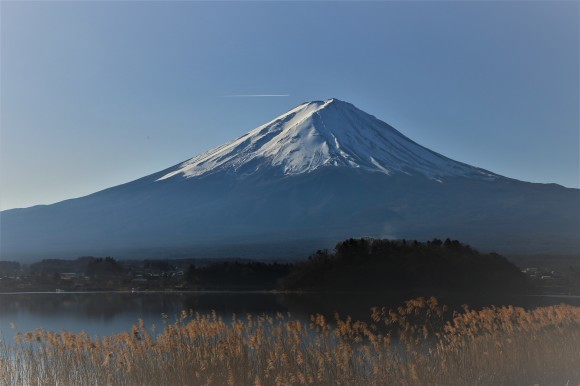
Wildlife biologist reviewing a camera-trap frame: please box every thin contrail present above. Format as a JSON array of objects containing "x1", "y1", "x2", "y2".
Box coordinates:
[{"x1": 224, "y1": 94, "x2": 290, "y2": 97}]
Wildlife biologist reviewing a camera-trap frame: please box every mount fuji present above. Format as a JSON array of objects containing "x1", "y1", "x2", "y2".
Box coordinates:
[
  {"x1": 157, "y1": 99, "x2": 498, "y2": 181},
  {"x1": 1, "y1": 99, "x2": 578, "y2": 261}
]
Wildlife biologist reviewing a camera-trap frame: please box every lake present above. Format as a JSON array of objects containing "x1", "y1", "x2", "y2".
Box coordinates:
[{"x1": 1, "y1": 291, "x2": 579, "y2": 345}]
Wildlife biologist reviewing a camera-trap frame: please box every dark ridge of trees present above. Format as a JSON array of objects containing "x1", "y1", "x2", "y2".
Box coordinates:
[
  {"x1": 3, "y1": 238, "x2": 535, "y2": 294},
  {"x1": 29, "y1": 257, "x2": 96, "y2": 275},
  {"x1": 0, "y1": 261, "x2": 20, "y2": 275},
  {"x1": 185, "y1": 261, "x2": 292, "y2": 290},
  {"x1": 85, "y1": 257, "x2": 127, "y2": 279},
  {"x1": 280, "y1": 238, "x2": 529, "y2": 294}
]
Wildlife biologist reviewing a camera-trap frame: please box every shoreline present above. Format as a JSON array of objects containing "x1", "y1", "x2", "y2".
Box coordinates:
[{"x1": 1, "y1": 289, "x2": 579, "y2": 299}]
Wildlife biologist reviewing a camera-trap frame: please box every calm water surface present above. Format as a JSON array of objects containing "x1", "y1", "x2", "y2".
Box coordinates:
[{"x1": 1, "y1": 291, "x2": 578, "y2": 345}]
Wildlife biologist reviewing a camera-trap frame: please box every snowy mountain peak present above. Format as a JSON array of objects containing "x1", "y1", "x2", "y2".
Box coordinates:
[{"x1": 158, "y1": 99, "x2": 498, "y2": 181}]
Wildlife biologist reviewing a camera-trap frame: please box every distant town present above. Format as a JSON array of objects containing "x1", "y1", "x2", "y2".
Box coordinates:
[
  {"x1": 0, "y1": 257, "x2": 185, "y2": 292},
  {"x1": 0, "y1": 256, "x2": 293, "y2": 293}
]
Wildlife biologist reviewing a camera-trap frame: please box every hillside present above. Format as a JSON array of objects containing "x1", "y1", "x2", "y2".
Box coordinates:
[{"x1": 282, "y1": 238, "x2": 529, "y2": 294}]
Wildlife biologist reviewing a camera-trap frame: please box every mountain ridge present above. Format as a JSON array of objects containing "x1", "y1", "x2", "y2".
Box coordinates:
[{"x1": 1, "y1": 99, "x2": 578, "y2": 261}]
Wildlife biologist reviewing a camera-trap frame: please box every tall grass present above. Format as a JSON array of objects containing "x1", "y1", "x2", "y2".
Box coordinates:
[{"x1": 1, "y1": 297, "x2": 579, "y2": 385}]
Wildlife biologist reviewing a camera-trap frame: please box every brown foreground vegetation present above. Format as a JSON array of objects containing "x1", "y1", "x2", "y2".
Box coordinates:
[{"x1": 1, "y1": 297, "x2": 579, "y2": 386}]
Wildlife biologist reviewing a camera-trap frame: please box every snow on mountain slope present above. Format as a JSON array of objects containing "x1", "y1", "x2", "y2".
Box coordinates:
[{"x1": 158, "y1": 98, "x2": 499, "y2": 181}]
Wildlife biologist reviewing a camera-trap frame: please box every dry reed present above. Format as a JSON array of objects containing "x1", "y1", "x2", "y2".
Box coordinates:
[{"x1": 1, "y1": 297, "x2": 579, "y2": 386}]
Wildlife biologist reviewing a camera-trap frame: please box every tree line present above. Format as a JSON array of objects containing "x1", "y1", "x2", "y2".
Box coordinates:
[{"x1": 2, "y1": 238, "x2": 531, "y2": 294}]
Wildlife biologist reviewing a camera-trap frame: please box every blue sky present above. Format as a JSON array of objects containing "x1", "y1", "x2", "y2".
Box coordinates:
[{"x1": 1, "y1": 1, "x2": 578, "y2": 210}]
